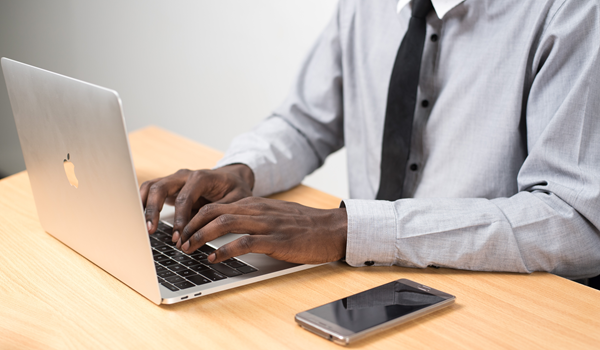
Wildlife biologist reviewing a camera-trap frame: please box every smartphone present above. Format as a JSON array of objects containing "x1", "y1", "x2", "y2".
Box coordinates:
[{"x1": 295, "y1": 278, "x2": 455, "y2": 346}]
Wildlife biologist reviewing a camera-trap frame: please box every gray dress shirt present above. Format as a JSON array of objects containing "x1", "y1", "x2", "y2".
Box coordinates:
[{"x1": 216, "y1": 0, "x2": 600, "y2": 279}]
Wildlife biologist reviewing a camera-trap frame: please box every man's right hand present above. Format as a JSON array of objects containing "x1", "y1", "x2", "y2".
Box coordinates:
[{"x1": 139, "y1": 164, "x2": 255, "y2": 243}]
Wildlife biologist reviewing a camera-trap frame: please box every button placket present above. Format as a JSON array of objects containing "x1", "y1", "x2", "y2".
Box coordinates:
[{"x1": 402, "y1": 21, "x2": 440, "y2": 198}]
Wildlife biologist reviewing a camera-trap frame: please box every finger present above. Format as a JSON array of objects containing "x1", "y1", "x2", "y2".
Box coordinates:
[
  {"x1": 171, "y1": 172, "x2": 215, "y2": 243},
  {"x1": 140, "y1": 179, "x2": 159, "y2": 208},
  {"x1": 180, "y1": 202, "x2": 226, "y2": 244},
  {"x1": 144, "y1": 172, "x2": 189, "y2": 234},
  {"x1": 208, "y1": 235, "x2": 273, "y2": 263},
  {"x1": 180, "y1": 201, "x2": 246, "y2": 244},
  {"x1": 181, "y1": 214, "x2": 275, "y2": 254}
]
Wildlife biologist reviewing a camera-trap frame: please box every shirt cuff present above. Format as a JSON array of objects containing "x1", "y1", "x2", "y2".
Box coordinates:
[{"x1": 342, "y1": 199, "x2": 398, "y2": 267}]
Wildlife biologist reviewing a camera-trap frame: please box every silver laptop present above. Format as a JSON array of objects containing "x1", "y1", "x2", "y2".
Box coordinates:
[{"x1": 1, "y1": 57, "x2": 319, "y2": 305}]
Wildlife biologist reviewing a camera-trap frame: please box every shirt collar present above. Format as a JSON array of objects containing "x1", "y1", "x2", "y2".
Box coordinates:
[{"x1": 397, "y1": 0, "x2": 465, "y2": 19}]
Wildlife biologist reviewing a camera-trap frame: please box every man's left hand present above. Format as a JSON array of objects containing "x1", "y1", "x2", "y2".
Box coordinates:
[{"x1": 177, "y1": 197, "x2": 348, "y2": 265}]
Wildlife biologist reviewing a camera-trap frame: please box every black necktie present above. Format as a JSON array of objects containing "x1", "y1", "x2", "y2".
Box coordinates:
[{"x1": 376, "y1": 0, "x2": 433, "y2": 201}]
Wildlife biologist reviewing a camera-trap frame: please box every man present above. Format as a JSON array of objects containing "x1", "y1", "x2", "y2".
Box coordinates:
[{"x1": 141, "y1": 0, "x2": 600, "y2": 280}]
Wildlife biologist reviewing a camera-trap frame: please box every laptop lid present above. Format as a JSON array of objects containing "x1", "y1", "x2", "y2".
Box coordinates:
[
  {"x1": 2, "y1": 58, "x2": 322, "y2": 305},
  {"x1": 1, "y1": 58, "x2": 162, "y2": 304}
]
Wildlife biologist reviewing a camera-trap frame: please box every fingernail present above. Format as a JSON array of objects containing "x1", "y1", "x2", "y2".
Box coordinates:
[
  {"x1": 172, "y1": 231, "x2": 180, "y2": 242},
  {"x1": 208, "y1": 253, "x2": 216, "y2": 263},
  {"x1": 147, "y1": 221, "x2": 152, "y2": 232},
  {"x1": 181, "y1": 241, "x2": 190, "y2": 252},
  {"x1": 176, "y1": 239, "x2": 181, "y2": 249}
]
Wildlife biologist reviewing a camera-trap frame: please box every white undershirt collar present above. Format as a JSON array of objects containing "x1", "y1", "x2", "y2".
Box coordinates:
[{"x1": 397, "y1": 0, "x2": 466, "y2": 19}]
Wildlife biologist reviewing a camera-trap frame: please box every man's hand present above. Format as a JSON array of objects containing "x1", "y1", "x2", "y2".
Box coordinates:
[
  {"x1": 140, "y1": 164, "x2": 254, "y2": 242},
  {"x1": 179, "y1": 197, "x2": 348, "y2": 265}
]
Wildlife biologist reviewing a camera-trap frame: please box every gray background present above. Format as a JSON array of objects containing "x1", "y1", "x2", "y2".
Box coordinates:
[{"x1": 0, "y1": 0, "x2": 348, "y2": 199}]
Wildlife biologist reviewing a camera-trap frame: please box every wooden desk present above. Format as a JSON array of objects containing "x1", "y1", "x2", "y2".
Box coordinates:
[{"x1": 1, "y1": 126, "x2": 599, "y2": 349}]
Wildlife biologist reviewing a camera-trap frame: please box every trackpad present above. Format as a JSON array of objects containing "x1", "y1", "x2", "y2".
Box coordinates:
[{"x1": 208, "y1": 233, "x2": 245, "y2": 248}]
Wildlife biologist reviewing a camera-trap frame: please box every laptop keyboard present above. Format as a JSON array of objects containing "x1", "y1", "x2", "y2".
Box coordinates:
[{"x1": 152, "y1": 221, "x2": 258, "y2": 292}]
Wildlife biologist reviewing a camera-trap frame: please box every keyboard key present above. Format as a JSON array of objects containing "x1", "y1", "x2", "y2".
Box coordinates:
[
  {"x1": 171, "y1": 251, "x2": 187, "y2": 258},
  {"x1": 189, "y1": 250, "x2": 206, "y2": 257},
  {"x1": 187, "y1": 275, "x2": 211, "y2": 286},
  {"x1": 160, "y1": 230, "x2": 174, "y2": 237},
  {"x1": 158, "y1": 236, "x2": 175, "y2": 245},
  {"x1": 155, "y1": 245, "x2": 172, "y2": 253},
  {"x1": 155, "y1": 265, "x2": 167, "y2": 273},
  {"x1": 173, "y1": 255, "x2": 193, "y2": 262},
  {"x1": 181, "y1": 256, "x2": 196, "y2": 264},
  {"x1": 160, "y1": 281, "x2": 179, "y2": 292},
  {"x1": 190, "y1": 264, "x2": 211, "y2": 273},
  {"x1": 150, "y1": 239, "x2": 164, "y2": 248},
  {"x1": 161, "y1": 259, "x2": 177, "y2": 267},
  {"x1": 155, "y1": 235, "x2": 172, "y2": 244},
  {"x1": 154, "y1": 254, "x2": 170, "y2": 262},
  {"x1": 169, "y1": 264, "x2": 186, "y2": 272},
  {"x1": 237, "y1": 266, "x2": 258, "y2": 274},
  {"x1": 192, "y1": 256, "x2": 209, "y2": 264},
  {"x1": 210, "y1": 263, "x2": 242, "y2": 277},
  {"x1": 177, "y1": 269, "x2": 196, "y2": 277},
  {"x1": 200, "y1": 270, "x2": 227, "y2": 281},
  {"x1": 165, "y1": 276, "x2": 185, "y2": 284},
  {"x1": 225, "y1": 260, "x2": 246, "y2": 268},
  {"x1": 174, "y1": 281, "x2": 195, "y2": 290},
  {"x1": 157, "y1": 222, "x2": 173, "y2": 233},
  {"x1": 158, "y1": 270, "x2": 175, "y2": 278},
  {"x1": 152, "y1": 249, "x2": 162, "y2": 256},
  {"x1": 153, "y1": 232, "x2": 169, "y2": 240},
  {"x1": 199, "y1": 245, "x2": 215, "y2": 254},
  {"x1": 182, "y1": 260, "x2": 201, "y2": 267}
]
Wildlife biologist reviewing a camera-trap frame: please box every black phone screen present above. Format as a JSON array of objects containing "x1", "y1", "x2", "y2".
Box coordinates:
[{"x1": 306, "y1": 281, "x2": 446, "y2": 333}]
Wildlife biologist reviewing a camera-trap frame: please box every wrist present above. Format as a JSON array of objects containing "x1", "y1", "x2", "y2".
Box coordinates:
[{"x1": 224, "y1": 163, "x2": 255, "y2": 191}]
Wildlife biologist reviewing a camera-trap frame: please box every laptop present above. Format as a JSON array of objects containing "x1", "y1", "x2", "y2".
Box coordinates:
[{"x1": 1, "y1": 57, "x2": 320, "y2": 305}]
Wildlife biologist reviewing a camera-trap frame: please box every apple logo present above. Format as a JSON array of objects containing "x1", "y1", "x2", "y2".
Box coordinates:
[{"x1": 63, "y1": 153, "x2": 79, "y2": 188}]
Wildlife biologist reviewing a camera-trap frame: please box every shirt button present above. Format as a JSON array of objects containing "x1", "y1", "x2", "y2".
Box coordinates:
[
  {"x1": 364, "y1": 261, "x2": 375, "y2": 266},
  {"x1": 410, "y1": 163, "x2": 418, "y2": 171},
  {"x1": 431, "y1": 34, "x2": 439, "y2": 42},
  {"x1": 421, "y1": 99, "x2": 429, "y2": 108}
]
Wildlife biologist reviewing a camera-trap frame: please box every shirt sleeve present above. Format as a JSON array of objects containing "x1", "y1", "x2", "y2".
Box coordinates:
[
  {"x1": 215, "y1": 3, "x2": 344, "y2": 197},
  {"x1": 344, "y1": 0, "x2": 600, "y2": 280}
]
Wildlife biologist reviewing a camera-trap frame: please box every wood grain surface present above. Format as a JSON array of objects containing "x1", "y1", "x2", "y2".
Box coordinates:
[{"x1": 0, "y1": 126, "x2": 599, "y2": 349}]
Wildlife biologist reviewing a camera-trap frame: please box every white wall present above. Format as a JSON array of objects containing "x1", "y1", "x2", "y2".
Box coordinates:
[{"x1": 0, "y1": 0, "x2": 349, "y2": 199}]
